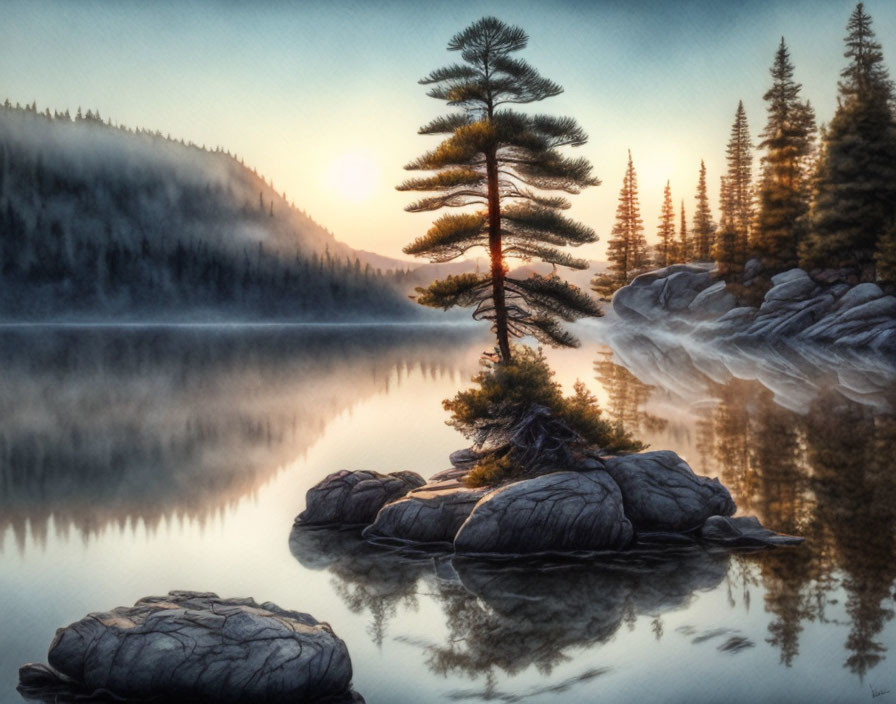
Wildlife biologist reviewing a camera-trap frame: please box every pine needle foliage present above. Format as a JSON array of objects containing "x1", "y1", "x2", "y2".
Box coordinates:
[
  {"x1": 678, "y1": 200, "x2": 690, "y2": 262},
  {"x1": 801, "y1": 3, "x2": 896, "y2": 277},
  {"x1": 692, "y1": 160, "x2": 717, "y2": 261},
  {"x1": 656, "y1": 180, "x2": 676, "y2": 268},
  {"x1": 399, "y1": 18, "x2": 601, "y2": 361},
  {"x1": 444, "y1": 346, "x2": 644, "y2": 487},
  {"x1": 724, "y1": 101, "x2": 754, "y2": 268},
  {"x1": 754, "y1": 39, "x2": 816, "y2": 273},
  {"x1": 591, "y1": 150, "x2": 648, "y2": 299},
  {"x1": 714, "y1": 176, "x2": 741, "y2": 277}
]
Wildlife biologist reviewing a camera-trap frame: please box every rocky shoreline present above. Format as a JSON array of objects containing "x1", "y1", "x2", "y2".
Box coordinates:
[
  {"x1": 612, "y1": 262, "x2": 896, "y2": 353},
  {"x1": 295, "y1": 450, "x2": 802, "y2": 556}
]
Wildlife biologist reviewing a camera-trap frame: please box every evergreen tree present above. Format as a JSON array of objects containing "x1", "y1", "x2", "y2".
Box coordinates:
[
  {"x1": 656, "y1": 180, "x2": 675, "y2": 268},
  {"x1": 399, "y1": 17, "x2": 601, "y2": 361},
  {"x1": 801, "y1": 3, "x2": 896, "y2": 278},
  {"x1": 592, "y1": 150, "x2": 647, "y2": 298},
  {"x1": 714, "y1": 175, "x2": 740, "y2": 276},
  {"x1": 755, "y1": 39, "x2": 816, "y2": 272},
  {"x1": 725, "y1": 101, "x2": 753, "y2": 265},
  {"x1": 692, "y1": 159, "x2": 716, "y2": 260},
  {"x1": 878, "y1": 223, "x2": 896, "y2": 284},
  {"x1": 678, "y1": 200, "x2": 690, "y2": 262}
]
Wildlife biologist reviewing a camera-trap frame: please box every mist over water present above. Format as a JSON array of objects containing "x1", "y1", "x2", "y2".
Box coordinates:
[{"x1": 1, "y1": 324, "x2": 895, "y2": 704}]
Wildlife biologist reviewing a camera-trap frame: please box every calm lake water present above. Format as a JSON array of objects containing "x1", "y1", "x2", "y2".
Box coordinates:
[{"x1": 1, "y1": 324, "x2": 895, "y2": 704}]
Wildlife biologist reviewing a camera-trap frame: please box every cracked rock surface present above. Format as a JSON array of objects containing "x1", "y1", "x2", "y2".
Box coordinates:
[
  {"x1": 605, "y1": 451, "x2": 735, "y2": 532},
  {"x1": 612, "y1": 265, "x2": 896, "y2": 353},
  {"x1": 454, "y1": 470, "x2": 633, "y2": 554},
  {"x1": 362, "y1": 480, "x2": 488, "y2": 545},
  {"x1": 300, "y1": 451, "x2": 803, "y2": 554},
  {"x1": 296, "y1": 469, "x2": 425, "y2": 527},
  {"x1": 18, "y1": 591, "x2": 362, "y2": 703}
]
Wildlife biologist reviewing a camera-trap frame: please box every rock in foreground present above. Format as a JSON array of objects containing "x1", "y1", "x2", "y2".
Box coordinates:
[
  {"x1": 296, "y1": 469, "x2": 425, "y2": 526},
  {"x1": 454, "y1": 470, "x2": 633, "y2": 554},
  {"x1": 19, "y1": 591, "x2": 362, "y2": 703}
]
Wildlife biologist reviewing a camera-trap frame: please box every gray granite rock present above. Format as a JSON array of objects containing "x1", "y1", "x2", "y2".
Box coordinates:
[
  {"x1": 770, "y1": 268, "x2": 812, "y2": 287},
  {"x1": 832, "y1": 282, "x2": 884, "y2": 311},
  {"x1": 604, "y1": 451, "x2": 735, "y2": 532},
  {"x1": 296, "y1": 469, "x2": 425, "y2": 527},
  {"x1": 454, "y1": 470, "x2": 633, "y2": 554},
  {"x1": 700, "y1": 515, "x2": 805, "y2": 547},
  {"x1": 614, "y1": 264, "x2": 715, "y2": 322},
  {"x1": 743, "y1": 258, "x2": 763, "y2": 280},
  {"x1": 688, "y1": 281, "x2": 737, "y2": 317},
  {"x1": 362, "y1": 482, "x2": 488, "y2": 544},
  {"x1": 449, "y1": 447, "x2": 482, "y2": 469},
  {"x1": 610, "y1": 264, "x2": 896, "y2": 352},
  {"x1": 19, "y1": 591, "x2": 361, "y2": 703}
]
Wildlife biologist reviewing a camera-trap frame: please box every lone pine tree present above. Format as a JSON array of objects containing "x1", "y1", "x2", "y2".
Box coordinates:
[
  {"x1": 801, "y1": 3, "x2": 896, "y2": 278},
  {"x1": 399, "y1": 17, "x2": 601, "y2": 362},
  {"x1": 692, "y1": 160, "x2": 716, "y2": 261},
  {"x1": 755, "y1": 39, "x2": 816, "y2": 273},
  {"x1": 592, "y1": 150, "x2": 647, "y2": 298}
]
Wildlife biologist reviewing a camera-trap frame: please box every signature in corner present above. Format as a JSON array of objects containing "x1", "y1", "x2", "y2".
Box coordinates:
[{"x1": 871, "y1": 685, "x2": 891, "y2": 699}]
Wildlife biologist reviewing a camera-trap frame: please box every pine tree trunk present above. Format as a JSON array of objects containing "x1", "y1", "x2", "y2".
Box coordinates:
[{"x1": 486, "y1": 146, "x2": 511, "y2": 363}]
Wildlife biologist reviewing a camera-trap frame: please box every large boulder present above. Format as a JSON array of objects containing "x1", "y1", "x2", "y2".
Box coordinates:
[
  {"x1": 604, "y1": 451, "x2": 735, "y2": 532},
  {"x1": 613, "y1": 264, "x2": 715, "y2": 322},
  {"x1": 296, "y1": 469, "x2": 425, "y2": 526},
  {"x1": 18, "y1": 591, "x2": 361, "y2": 703},
  {"x1": 362, "y1": 482, "x2": 489, "y2": 544},
  {"x1": 687, "y1": 280, "x2": 737, "y2": 317},
  {"x1": 454, "y1": 470, "x2": 633, "y2": 554}
]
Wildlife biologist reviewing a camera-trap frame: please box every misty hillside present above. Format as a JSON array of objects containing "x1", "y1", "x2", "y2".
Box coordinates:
[{"x1": 0, "y1": 102, "x2": 422, "y2": 320}]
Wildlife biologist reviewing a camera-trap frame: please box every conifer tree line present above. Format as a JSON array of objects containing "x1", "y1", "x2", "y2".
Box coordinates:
[
  {"x1": 0, "y1": 102, "x2": 417, "y2": 320},
  {"x1": 594, "y1": 2, "x2": 896, "y2": 299}
]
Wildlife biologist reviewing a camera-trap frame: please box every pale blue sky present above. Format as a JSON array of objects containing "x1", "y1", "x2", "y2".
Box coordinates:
[{"x1": 2, "y1": 1, "x2": 894, "y2": 260}]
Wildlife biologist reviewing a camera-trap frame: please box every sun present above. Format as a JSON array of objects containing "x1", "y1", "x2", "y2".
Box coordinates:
[{"x1": 327, "y1": 151, "x2": 380, "y2": 203}]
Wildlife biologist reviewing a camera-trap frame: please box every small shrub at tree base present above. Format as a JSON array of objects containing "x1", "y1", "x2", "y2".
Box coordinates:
[{"x1": 443, "y1": 347, "x2": 644, "y2": 487}]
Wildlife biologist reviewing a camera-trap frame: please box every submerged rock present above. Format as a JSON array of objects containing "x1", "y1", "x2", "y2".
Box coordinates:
[
  {"x1": 362, "y1": 482, "x2": 488, "y2": 545},
  {"x1": 18, "y1": 591, "x2": 361, "y2": 703},
  {"x1": 296, "y1": 469, "x2": 425, "y2": 527},
  {"x1": 454, "y1": 470, "x2": 633, "y2": 554},
  {"x1": 604, "y1": 451, "x2": 735, "y2": 533},
  {"x1": 700, "y1": 515, "x2": 805, "y2": 547}
]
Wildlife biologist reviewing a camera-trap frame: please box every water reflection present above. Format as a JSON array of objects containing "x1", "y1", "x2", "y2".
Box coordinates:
[
  {"x1": 0, "y1": 326, "x2": 480, "y2": 550},
  {"x1": 598, "y1": 331, "x2": 896, "y2": 679},
  {"x1": 290, "y1": 523, "x2": 730, "y2": 698}
]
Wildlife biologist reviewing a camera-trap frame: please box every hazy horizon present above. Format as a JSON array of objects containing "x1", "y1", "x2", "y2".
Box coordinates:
[{"x1": 2, "y1": 0, "x2": 894, "y2": 262}]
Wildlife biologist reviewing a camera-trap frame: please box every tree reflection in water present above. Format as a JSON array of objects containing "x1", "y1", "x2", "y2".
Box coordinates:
[
  {"x1": 0, "y1": 326, "x2": 480, "y2": 550},
  {"x1": 595, "y1": 333, "x2": 896, "y2": 679},
  {"x1": 291, "y1": 522, "x2": 730, "y2": 696}
]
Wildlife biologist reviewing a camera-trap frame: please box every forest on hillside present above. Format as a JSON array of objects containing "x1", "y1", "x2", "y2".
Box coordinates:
[{"x1": 0, "y1": 103, "x2": 422, "y2": 320}]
